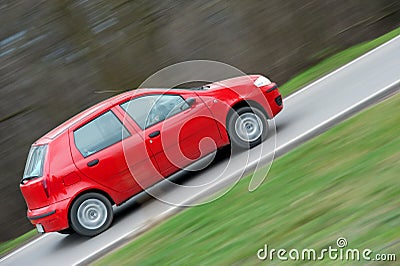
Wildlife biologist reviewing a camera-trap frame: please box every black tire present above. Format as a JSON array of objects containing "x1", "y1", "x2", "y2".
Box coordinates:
[
  {"x1": 70, "y1": 192, "x2": 113, "y2": 237},
  {"x1": 227, "y1": 106, "x2": 268, "y2": 149}
]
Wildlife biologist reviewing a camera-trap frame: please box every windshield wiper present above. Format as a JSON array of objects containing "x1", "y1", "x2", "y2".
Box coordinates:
[{"x1": 20, "y1": 175, "x2": 40, "y2": 184}]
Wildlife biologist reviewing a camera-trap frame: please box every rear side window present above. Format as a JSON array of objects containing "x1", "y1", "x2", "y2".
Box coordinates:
[
  {"x1": 74, "y1": 111, "x2": 130, "y2": 157},
  {"x1": 23, "y1": 145, "x2": 47, "y2": 179}
]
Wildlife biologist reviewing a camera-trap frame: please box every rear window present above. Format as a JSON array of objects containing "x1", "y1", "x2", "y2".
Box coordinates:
[
  {"x1": 74, "y1": 111, "x2": 130, "y2": 157},
  {"x1": 23, "y1": 145, "x2": 47, "y2": 179}
]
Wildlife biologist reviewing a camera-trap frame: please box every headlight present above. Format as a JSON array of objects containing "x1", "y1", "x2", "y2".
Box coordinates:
[{"x1": 254, "y1": 76, "x2": 272, "y2": 87}]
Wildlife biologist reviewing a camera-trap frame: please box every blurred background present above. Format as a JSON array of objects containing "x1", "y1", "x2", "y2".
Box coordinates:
[{"x1": 1, "y1": 0, "x2": 400, "y2": 242}]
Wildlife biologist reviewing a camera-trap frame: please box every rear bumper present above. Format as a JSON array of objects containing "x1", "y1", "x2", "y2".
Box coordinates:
[
  {"x1": 27, "y1": 198, "x2": 70, "y2": 233},
  {"x1": 28, "y1": 210, "x2": 56, "y2": 220}
]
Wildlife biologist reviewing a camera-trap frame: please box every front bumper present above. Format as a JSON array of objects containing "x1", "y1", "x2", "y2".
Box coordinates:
[
  {"x1": 27, "y1": 198, "x2": 70, "y2": 233},
  {"x1": 262, "y1": 83, "x2": 283, "y2": 117}
]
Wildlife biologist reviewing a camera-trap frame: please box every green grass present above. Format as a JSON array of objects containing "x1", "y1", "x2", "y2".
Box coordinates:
[
  {"x1": 95, "y1": 91, "x2": 400, "y2": 264},
  {"x1": 280, "y1": 26, "x2": 400, "y2": 97},
  {"x1": 0, "y1": 230, "x2": 38, "y2": 257}
]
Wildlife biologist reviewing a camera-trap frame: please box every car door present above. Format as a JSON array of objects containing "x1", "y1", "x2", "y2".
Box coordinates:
[
  {"x1": 119, "y1": 92, "x2": 222, "y2": 177},
  {"x1": 70, "y1": 108, "x2": 159, "y2": 193}
]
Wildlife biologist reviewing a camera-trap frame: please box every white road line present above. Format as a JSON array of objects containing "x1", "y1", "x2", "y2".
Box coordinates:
[
  {"x1": 0, "y1": 234, "x2": 49, "y2": 263},
  {"x1": 3, "y1": 33, "x2": 400, "y2": 264},
  {"x1": 285, "y1": 33, "x2": 400, "y2": 101}
]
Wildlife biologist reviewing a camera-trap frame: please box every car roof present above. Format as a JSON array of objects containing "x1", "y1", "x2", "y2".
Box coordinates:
[{"x1": 33, "y1": 87, "x2": 200, "y2": 144}]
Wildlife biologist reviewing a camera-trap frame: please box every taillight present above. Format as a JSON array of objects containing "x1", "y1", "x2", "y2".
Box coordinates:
[
  {"x1": 20, "y1": 178, "x2": 51, "y2": 209},
  {"x1": 20, "y1": 144, "x2": 51, "y2": 208},
  {"x1": 42, "y1": 178, "x2": 49, "y2": 198}
]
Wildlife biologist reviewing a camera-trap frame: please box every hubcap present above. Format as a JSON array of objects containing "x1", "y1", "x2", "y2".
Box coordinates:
[
  {"x1": 234, "y1": 112, "x2": 263, "y2": 142},
  {"x1": 77, "y1": 199, "x2": 107, "y2": 230}
]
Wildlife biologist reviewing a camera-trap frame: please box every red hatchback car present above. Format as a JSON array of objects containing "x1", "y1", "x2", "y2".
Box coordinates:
[{"x1": 20, "y1": 75, "x2": 283, "y2": 236}]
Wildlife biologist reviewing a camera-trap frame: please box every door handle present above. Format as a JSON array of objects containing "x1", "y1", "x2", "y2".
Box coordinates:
[
  {"x1": 149, "y1": 130, "x2": 160, "y2": 138},
  {"x1": 87, "y1": 159, "x2": 99, "y2": 167}
]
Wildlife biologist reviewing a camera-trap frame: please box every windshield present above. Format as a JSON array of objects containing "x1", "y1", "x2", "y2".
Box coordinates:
[{"x1": 23, "y1": 145, "x2": 47, "y2": 179}]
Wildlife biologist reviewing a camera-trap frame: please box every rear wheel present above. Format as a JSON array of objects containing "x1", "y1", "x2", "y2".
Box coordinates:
[
  {"x1": 227, "y1": 106, "x2": 268, "y2": 149},
  {"x1": 70, "y1": 192, "x2": 113, "y2": 237}
]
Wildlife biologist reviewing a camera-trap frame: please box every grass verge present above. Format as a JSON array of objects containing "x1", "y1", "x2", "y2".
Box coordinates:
[
  {"x1": 280, "y1": 26, "x2": 400, "y2": 97},
  {"x1": 95, "y1": 93, "x2": 400, "y2": 265},
  {"x1": 0, "y1": 230, "x2": 37, "y2": 257}
]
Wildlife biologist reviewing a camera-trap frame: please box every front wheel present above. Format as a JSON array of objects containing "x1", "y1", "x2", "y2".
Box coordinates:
[
  {"x1": 227, "y1": 106, "x2": 268, "y2": 149},
  {"x1": 70, "y1": 192, "x2": 113, "y2": 237}
]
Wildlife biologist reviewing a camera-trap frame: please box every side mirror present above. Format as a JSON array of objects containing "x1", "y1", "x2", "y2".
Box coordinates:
[{"x1": 186, "y1": 97, "x2": 196, "y2": 107}]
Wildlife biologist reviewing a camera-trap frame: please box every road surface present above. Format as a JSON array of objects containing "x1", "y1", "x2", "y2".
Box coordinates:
[{"x1": 1, "y1": 35, "x2": 400, "y2": 266}]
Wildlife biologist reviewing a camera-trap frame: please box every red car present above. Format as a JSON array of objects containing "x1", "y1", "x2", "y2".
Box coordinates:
[{"x1": 20, "y1": 75, "x2": 283, "y2": 236}]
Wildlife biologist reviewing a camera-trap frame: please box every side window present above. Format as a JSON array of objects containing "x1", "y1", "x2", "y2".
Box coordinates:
[
  {"x1": 120, "y1": 94, "x2": 189, "y2": 129},
  {"x1": 74, "y1": 111, "x2": 130, "y2": 157}
]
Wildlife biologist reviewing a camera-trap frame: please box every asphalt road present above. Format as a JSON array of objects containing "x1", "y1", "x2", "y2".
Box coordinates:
[{"x1": 1, "y1": 35, "x2": 400, "y2": 266}]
